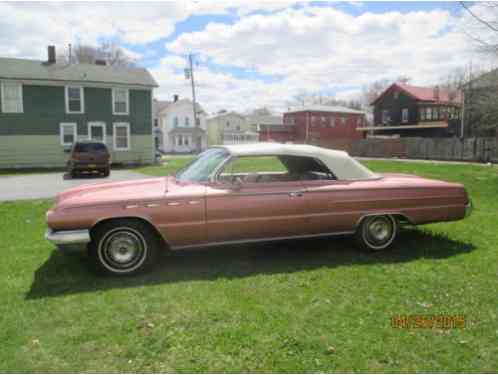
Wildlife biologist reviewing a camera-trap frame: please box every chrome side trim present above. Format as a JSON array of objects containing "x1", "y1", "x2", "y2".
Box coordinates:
[
  {"x1": 45, "y1": 229, "x2": 91, "y2": 245},
  {"x1": 172, "y1": 230, "x2": 355, "y2": 250},
  {"x1": 354, "y1": 212, "x2": 413, "y2": 228}
]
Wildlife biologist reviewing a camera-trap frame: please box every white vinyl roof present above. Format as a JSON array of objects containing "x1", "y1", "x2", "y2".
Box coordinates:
[{"x1": 219, "y1": 143, "x2": 377, "y2": 180}]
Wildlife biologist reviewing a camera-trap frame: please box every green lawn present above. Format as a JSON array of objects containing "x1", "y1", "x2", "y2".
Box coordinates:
[{"x1": 1, "y1": 159, "x2": 497, "y2": 372}]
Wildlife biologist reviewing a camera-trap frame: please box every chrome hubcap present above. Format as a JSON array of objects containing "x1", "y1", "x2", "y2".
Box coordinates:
[
  {"x1": 364, "y1": 216, "x2": 394, "y2": 248},
  {"x1": 101, "y1": 229, "x2": 145, "y2": 270},
  {"x1": 368, "y1": 220, "x2": 390, "y2": 242}
]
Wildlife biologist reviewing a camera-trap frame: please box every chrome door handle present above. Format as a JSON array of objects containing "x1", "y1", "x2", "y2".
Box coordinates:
[{"x1": 289, "y1": 191, "x2": 303, "y2": 197}]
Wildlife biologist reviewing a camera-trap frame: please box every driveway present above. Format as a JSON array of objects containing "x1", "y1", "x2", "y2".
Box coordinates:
[{"x1": 0, "y1": 170, "x2": 152, "y2": 201}]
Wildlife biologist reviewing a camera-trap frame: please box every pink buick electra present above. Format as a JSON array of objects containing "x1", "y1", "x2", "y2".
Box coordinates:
[{"x1": 46, "y1": 143, "x2": 471, "y2": 275}]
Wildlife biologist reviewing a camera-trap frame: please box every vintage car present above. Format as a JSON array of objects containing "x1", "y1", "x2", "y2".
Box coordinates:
[{"x1": 46, "y1": 143, "x2": 471, "y2": 275}]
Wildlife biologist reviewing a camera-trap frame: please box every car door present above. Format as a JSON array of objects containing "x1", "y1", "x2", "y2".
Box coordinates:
[
  {"x1": 300, "y1": 178, "x2": 359, "y2": 235},
  {"x1": 205, "y1": 179, "x2": 308, "y2": 243}
]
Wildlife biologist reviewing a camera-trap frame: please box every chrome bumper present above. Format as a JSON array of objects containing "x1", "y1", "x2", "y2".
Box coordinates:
[
  {"x1": 45, "y1": 229, "x2": 91, "y2": 253},
  {"x1": 465, "y1": 200, "x2": 473, "y2": 218}
]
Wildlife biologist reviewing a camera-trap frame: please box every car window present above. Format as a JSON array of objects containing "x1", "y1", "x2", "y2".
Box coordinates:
[
  {"x1": 218, "y1": 155, "x2": 334, "y2": 184},
  {"x1": 74, "y1": 143, "x2": 108, "y2": 153},
  {"x1": 225, "y1": 156, "x2": 287, "y2": 174},
  {"x1": 279, "y1": 155, "x2": 336, "y2": 181}
]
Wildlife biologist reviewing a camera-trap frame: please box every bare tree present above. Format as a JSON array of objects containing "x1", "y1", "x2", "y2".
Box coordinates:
[
  {"x1": 57, "y1": 42, "x2": 136, "y2": 67},
  {"x1": 460, "y1": 2, "x2": 498, "y2": 56},
  {"x1": 250, "y1": 107, "x2": 272, "y2": 116}
]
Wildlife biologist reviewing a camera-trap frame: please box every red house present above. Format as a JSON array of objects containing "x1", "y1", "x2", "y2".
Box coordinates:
[
  {"x1": 251, "y1": 115, "x2": 296, "y2": 143},
  {"x1": 283, "y1": 105, "x2": 366, "y2": 145}
]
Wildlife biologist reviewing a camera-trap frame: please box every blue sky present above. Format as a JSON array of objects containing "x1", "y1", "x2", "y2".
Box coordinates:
[{"x1": 0, "y1": 1, "x2": 491, "y2": 112}]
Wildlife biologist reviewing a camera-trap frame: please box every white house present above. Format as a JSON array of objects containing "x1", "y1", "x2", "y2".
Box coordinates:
[{"x1": 155, "y1": 95, "x2": 207, "y2": 153}]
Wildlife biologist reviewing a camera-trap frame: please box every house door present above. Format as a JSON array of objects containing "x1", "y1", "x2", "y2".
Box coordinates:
[{"x1": 196, "y1": 136, "x2": 202, "y2": 151}]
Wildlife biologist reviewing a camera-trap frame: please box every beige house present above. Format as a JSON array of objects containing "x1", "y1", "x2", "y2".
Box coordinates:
[{"x1": 207, "y1": 111, "x2": 258, "y2": 146}]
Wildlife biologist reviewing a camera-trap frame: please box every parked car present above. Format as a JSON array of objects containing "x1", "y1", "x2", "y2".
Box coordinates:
[
  {"x1": 46, "y1": 143, "x2": 471, "y2": 275},
  {"x1": 67, "y1": 140, "x2": 110, "y2": 178}
]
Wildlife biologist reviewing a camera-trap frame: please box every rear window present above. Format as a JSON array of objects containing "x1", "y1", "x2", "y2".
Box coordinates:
[{"x1": 74, "y1": 142, "x2": 108, "y2": 153}]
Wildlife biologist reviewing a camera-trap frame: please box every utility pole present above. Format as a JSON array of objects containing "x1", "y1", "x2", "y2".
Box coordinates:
[{"x1": 185, "y1": 53, "x2": 200, "y2": 152}]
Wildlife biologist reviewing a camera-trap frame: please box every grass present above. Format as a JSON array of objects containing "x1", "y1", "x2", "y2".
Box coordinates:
[{"x1": 1, "y1": 159, "x2": 498, "y2": 372}]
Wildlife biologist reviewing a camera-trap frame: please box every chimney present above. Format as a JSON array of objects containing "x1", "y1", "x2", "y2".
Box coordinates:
[
  {"x1": 173, "y1": 94, "x2": 179, "y2": 102},
  {"x1": 47, "y1": 45, "x2": 56, "y2": 64},
  {"x1": 433, "y1": 85, "x2": 440, "y2": 101},
  {"x1": 95, "y1": 59, "x2": 107, "y2": 66}
]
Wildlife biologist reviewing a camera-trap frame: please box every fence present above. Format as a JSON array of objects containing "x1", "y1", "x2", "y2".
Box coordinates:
[{"x1": 315, "y1": 137, "x2": 498, "y2": 163}]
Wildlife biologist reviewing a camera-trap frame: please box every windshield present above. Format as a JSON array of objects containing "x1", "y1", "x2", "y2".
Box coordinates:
[
  {"x1": 74, "y1": 142, "x2": 107, "y2": 153},
  {"x1": 176, "y1": 148, "x2": 229, "y2": 183}
]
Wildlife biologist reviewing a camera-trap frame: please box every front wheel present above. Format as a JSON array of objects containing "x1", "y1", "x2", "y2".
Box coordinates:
[
  {"x1": 88, "y1": 219, "x2": 159, "y2": 276},
  {"x1": 354, "y1": 214, "x2": 398, "y2": 251}
]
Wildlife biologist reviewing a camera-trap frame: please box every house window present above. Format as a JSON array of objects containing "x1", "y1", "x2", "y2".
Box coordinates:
[
  {"x1": 433, "y1": 107, "x2": 439, "y2": 120},
  {"x1": 196, "y1": 118, "x2": 200, "y2": 126},
  {"x1": 1, "y1": 81, "x2": 23, "y2": 113},
  {"x1": 185, "y1": 117, "x2": 190, "y2": 127},
  {"x1": 113, "y1": 123, "x2": 130, "y2": 151},
  {"x1": 177, "y1": 135, "x2": 188, "y2": 146},
  {"x1": 60, "y1": 123, "x2": 77, "y2": 146},
  {"x1": 173, "y1": 116, "x2": 179, "y2": 127},
  {"x1": 382, "y1": 110, "x2": 390, "y2": 124},
  {"x1": 112, "y1": 88, "x2": 129, "y2": 115},
  {"x1": 341, "y1": 117, "x2": 346, "y2": 126},
  {"x1": 226, "y1": 121, "x2": 230, "y2": 128},
  {"x1": 88, "y1": 122, "x2": 106, "y2": 143},
  {"x1": 65, "y1": 86, "x2": 84, "y2": 114},
  {"x1": 154, "y1": 119, "x2": 158, "y2": 127},
  {"x1": 426, "y1": 107, "x2": 432, "y2": 121},
  {"x1": 420, "y1": 108, "x2": 426, "y2": 121},
  {"x1": 402, "y1": 108, "x2": 409, "y2": 123}
]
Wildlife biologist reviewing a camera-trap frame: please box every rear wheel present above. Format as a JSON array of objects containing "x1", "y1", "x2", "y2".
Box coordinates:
[
  {"x1": 88, "y1": 219, "x2": 159, "y2": 276},
  {"x1": 355, "y1": 214, "x2": 398, "y2": 251},
  {"x1": 102, "y1": 168, "x2": 110, "y2": 177}
]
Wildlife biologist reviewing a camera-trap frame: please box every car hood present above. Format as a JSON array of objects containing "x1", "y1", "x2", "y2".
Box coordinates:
[{"x1": 56, "y1": 177, "x2": 168, "y2": 209}]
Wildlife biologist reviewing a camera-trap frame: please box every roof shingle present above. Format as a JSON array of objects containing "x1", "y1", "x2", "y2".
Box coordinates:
[{"x1": 0, "y1": 57, "x2": 158, "y2": 87}]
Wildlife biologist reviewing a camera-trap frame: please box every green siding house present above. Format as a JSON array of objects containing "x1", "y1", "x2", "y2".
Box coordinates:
[{"x1": 0, "y1": 47, "x2": 158, "y2": 168}]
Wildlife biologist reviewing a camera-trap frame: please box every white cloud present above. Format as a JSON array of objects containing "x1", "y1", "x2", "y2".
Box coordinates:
[
  {"x1": 2, "y1": 2, "x2": 496, "y2": 113},
  {"x1": 164, "y1": 5, "x2": 496, "y2": 112},
  {"x1": 0, "y1": 2, "x2": 194, "y2": 59}
]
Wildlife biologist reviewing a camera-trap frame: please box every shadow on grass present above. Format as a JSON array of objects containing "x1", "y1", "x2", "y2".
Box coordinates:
[{"x1": 26, "y1": 228, "x2": 474, "y2": 300}]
